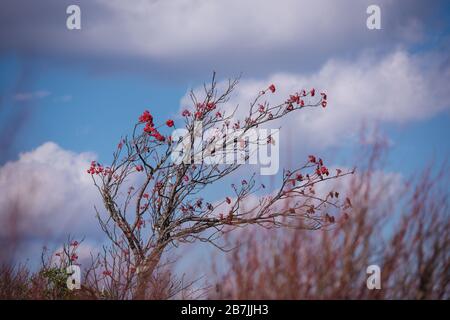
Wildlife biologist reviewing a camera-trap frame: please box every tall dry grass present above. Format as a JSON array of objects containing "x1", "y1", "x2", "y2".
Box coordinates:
[
  {"x1": 1, "y1": 135, "x2": 448, "y2": 299},
  {"x1": 211, "y1": 141, "x2": 449, "y2": 299},
  {"x1": 0, "y1": 239, "x2": 199, "y2": 299}
]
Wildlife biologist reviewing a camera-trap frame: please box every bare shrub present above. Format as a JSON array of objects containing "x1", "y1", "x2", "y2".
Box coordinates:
[{"x1": 212, "y1": 139, "x2": 449, "y2": 299}]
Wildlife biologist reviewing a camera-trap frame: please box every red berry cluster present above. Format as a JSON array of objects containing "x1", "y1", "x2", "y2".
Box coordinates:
[
  {"x1": 138, "y1": 110, "x2": 172, "y2": 142},
  {"x1": 309, "y1": 155, "x2": 329, "y2": 177},
  {"x1": 102, "y1": 270, "x2": 112, "y2": 276},
  {"x1": 139, "y1": 110, "x2": 153, "y2": 123},
  {"x1": 181, "y1": 101, "x2": 216, "y2": 120},
  {"x1": 87, "y1": 161, "x2": 104, "y2": 175},
  {"x1": 321, "y1": 92, "x2": 327, "y2": 108},
  {"x1": 260, "y1": 83, "x2": 277, "y2": 95}
]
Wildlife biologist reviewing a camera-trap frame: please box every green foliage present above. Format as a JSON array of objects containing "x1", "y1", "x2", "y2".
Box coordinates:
[{"x1": 40, "y1": 267, "x2": 72, "y2": 299}]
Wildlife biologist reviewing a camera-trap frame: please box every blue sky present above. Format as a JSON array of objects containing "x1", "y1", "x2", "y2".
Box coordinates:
[
  {"x1": 0, "y1": 55, "x2": 186, "y2": 156},
  {"x1": 0, "y1": 0, "x2": 449, "y2": 263},
  {"x1": 2, "y1": 53, "x2": 447, "y2": 176}
]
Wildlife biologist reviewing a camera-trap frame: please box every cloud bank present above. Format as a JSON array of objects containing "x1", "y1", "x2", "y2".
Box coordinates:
[
  {"x1": 0, "y1": 0, "x2": 444, "y2": 75},
  {"x1": 0, "y1": 142, "x2": 100, "y2": 241},
  {"x1": 182, "y1": 49, "x2": 450, "y2": 150}
]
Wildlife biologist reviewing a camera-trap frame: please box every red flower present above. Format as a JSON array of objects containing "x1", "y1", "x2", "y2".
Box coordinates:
[
  {"x1": 153, "y1": 132, "x2": 165, "y2": 142},
  {"x1": 215, "y1": 111, "x2": 222, "y2": 118},
  {"x1": 70, "y1": 241, "x2": 79, "y2": 247},
  {"x1": 225, "y1": 197, "x2": 232, "y2": 204},
  {"x1": 310, "y1": 88, "x2": 315, "y2": 96},
  {"x1": 139, "y1": 110, "x2": 153, "y2": 124},
  {"x1": 136, "y1": 218, "x2": 144, "y2": 229},
  {"x1": 183, "y1": 175, "x2": 189, "y2": 182},
  {"x1": 308, "y1": 155, "x2": 316, "y2": 163},
  {"x1": 70, "y1": 254, "x2": 78, "y2": 262},
  {"x1": 321, "y1": 100, "x2": 327, "y2": 108},
  {"x1": 321, "y1": 92, "x2": 327, "y2": 100},
  {"x1": 288, "y1": 94, "x2": 300, "y2": 105},
  {"x1": 268, "y1": 84, "x2": 276, "y2": 93},
  {"x1": 102, "y1": 270, "x2": 112, "y2": 276},
  {"x1": 144, "y1": 122, "x2": 155, "y2": 133},
  {"x1": 135, "y1": 165, "x2": 144, "y2": 172},
  {"x1": 86, "y1": 161, "x2": 106, "y2": 175},
  {"x1": 320, "y1": 166, "x2": 329, "y2": 176},
  {"x1": 206, "y1": 102, "x2": 216, "y2": 110},
  {"x1": 143, "y1": 193, "x2": 149, "y2": 199},
  {"x1": 87, "y1": 161, "x2": 96, "y2": 174},
  {"x1": 182, "y1": 109, "x2": 191, "y2": 117},
  {"x1": 195, "y1": 111, "x2": 203, "y2": 120},
  {"x1": 166, "y1": 119, "x2": 174, "y2": 127},
  {"x1": 149, "y1": 129, "x2": 165, "y2": 142}
]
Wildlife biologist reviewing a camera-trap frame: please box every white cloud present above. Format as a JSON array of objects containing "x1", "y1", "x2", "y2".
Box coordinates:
[
  {"x1": 14, "y1": 90, "x2": 51, "y2": 101},
  {"x1": 182, "y1": 49, "x2": 450, "y2": 149},
  {"x1": 0, "y1": 142, "x2": 101, "y2": 240},
  {"x1": 1, "y1": 0, "x2": 440, "y2": 74},
  {"x1": 95, "y1": 0, "x2": 424, "y2": 59}
]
